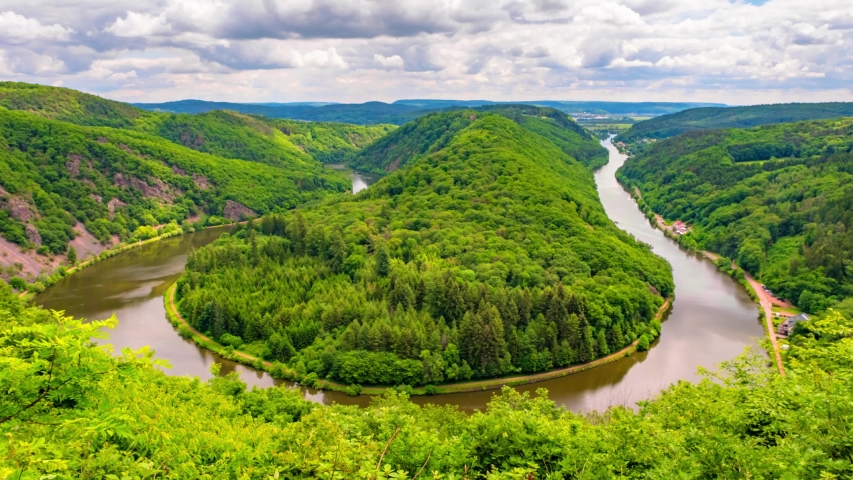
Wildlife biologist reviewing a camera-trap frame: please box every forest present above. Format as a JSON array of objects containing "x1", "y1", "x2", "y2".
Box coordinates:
[
  {"x1": 3, "y1": 281, "x2": 852, "y2": 478},
  {"x1": 176, "y1": 112, "x2": 672, "y2": 387},
  {"x1": 616, "y1": 102, "x2": 853, "y2": 143},
  {"x1": 618, "y1": 117, "x2": 853, "y2": 314},
  {"x1": 352, "y1": 106, "x2": 609, "y2": 174},
  {"x1": 0, "y1": 82, "x2": 390, "y2": 262}
]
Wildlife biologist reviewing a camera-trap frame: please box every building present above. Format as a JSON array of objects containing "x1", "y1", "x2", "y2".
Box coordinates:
[
  {"x1": 673, "y1": 221, "x2": 689, "y2": 235},
  {"x1": 777, "y1": 313, "x2": 810, "y2": 336}
]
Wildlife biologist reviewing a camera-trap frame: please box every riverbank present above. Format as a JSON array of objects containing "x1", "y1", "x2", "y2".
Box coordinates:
[
  {"x1": 164, "y1": 280, "x2": 673, "y2": 396},
  {"x1": 620, "y1": 180, "x2": 786, "y2": 376},
  {"x1": 16, "y1": 221, "x2": 241, "y2": 301}
]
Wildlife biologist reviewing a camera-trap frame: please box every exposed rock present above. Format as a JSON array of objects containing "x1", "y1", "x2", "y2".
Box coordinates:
[
  {"x1": 386, "y1": 158, "x2": 403, "y2": 172},
  {"x1": 113, "y1": 173, "x2": 176, "y2": 202},
  {"x1": 107, "y1": 198, "x2": 126, "y2": 219},
  {"x1": 192, "y1": 173, "x2": 211, "y2": 190},
  {"x1": 25, "y1": 224, "x2": 42, "y2": 246},
  {"x1": 7, "y1": 196, "x2": 36, "y2": 222},
  {"x1": 223, "y1": 200, "x2": 256, "y2": 221},
  {"x1": 97, "y1": 137, "x2": 107, "y2": 144},
  {"x1": 90, "y1": 193, "x2": 103, "y2": 203},
  {"x1": 83, "y1": 179, "x2": 96, "y2": 188},
  {"x1": 179, "y1": 130, "x2": 204, "y2": 149},
  {"x1": 66, "y1": 154, "x2": 82, "y2": 178},
  {"x1": 172, "y1": 165, "x2": 186, "y2": 176},
  {"x1": 117, "y1": 143, "x2": 133, "y2": 153}
]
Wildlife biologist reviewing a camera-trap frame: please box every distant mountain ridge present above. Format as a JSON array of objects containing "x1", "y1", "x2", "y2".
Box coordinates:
[
  {"x1": 135, "y1": 98, "x2": 727, "y2": 125},
  {"x1": 616, "y1": 102, "x2": 853, "y2": 143}
]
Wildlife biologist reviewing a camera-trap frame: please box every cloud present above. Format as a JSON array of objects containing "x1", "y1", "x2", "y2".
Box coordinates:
[
  {"x1": 0, "y1": 0, "x2": 850, "y2": 104},
  {"x1": 105, "y1": 12, "x2": 171, "y2": 37},
  {"x1": 0, "y1": 11, "x2": 72, "y2": 43},
  {"x1": 374, "y1": 54, "x2": 404, "y2": 69}
]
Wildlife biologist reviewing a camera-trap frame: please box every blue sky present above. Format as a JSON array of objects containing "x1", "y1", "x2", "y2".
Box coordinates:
[{"x1": 0, "y1": 0, "x2": 850, "y2": 104}]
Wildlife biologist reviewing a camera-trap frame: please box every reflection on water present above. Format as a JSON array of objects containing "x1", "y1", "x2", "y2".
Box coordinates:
[
  {"x1": 36, "y1": 144, "x2": 763, "y2": 412},
  {"x1": 327, "y1": 163, "x2": 382, "y2": 194}
]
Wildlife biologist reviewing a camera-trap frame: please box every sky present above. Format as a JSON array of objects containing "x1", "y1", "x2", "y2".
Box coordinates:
[{"x1": 0, "y1": 0, "x2": 851, "y2": 104}]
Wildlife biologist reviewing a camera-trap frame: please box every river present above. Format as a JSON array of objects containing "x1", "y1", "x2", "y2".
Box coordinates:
[{"x1": 36, "y1": 143, "x2": 764, "y2": 412}]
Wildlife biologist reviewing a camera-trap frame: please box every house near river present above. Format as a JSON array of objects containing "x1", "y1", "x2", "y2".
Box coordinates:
[{"x1": 778, "y1": 313, "x2": 810, "y2": 336}]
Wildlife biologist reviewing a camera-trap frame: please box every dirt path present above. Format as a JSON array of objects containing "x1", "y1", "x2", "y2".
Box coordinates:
[{"x1": 743, "y1": 272, "x2": 786, "y2": 377}]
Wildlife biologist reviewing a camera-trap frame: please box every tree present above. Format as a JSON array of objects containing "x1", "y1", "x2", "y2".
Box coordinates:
[
  {"x1": 66, "y1": 246, "x2": 77, "y2": 265},
  {"x1": 375, "y1": 245, "x2": 390, "y2": 277}
]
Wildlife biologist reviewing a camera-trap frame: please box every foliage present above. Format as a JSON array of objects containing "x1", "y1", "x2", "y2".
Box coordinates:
[
  {"x1": 618, "y1": 117, "x2": 853, "y2": 313},
  {"x1": 351, "y1": 106, "x2": 607, "y2": 174},
  {"x1": 0, "y1": 83, "x2": 372, "y2": 257},
  {"x1": 2, "y1": 283, "x2": 853, "y2": 478},
  {"x1": 177, "y1": 113, "x2": 672, "y2": 386},
  {"x1": 617, "y1": 101, "x2": 853, "y2": 143}
]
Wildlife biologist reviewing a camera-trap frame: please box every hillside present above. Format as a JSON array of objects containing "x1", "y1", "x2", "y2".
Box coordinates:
[
  {"x1": 617, "y1": 118, "x2": 853, "y2": 313},
  {"x1": 616, "y1": 102, "x2": 853, "y2": 143},
  {"x1": 175, "y1": 112, "x2": 672, "y2": 387},
  {"x1": 351, "y1": 105, "x2": 608, "y2": 173},
  {"x1": 0, "y1": 109, "x2": 349, "y2": 262},
  {"x1": 0, "y1": 82, "x2": 394, "y2": 168},
  {"x1": 0, "y1": 81, "x2": 143, "y2": 128},
  {"x1": 135, "y1": 110, "x2": 394, "y2": 166},
  {"x1": 0, "y1": 83, "x2": 398, "y2": 280}
]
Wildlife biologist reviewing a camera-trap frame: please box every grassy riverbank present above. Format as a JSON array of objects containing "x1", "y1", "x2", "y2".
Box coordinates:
[{"x1": 164, "y1": 281, "x2": 672, "y2": 396}]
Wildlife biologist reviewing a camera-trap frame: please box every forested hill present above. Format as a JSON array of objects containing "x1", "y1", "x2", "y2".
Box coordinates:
[
  {"x1": 616, "y1": 102, "x2": 853, "y2": 143},
  {"x1": 0, "y1": 83, "x2": 393, "y2": 277},
  {"x1": 617, "y1": 117, "x2": 853, "y2": 314},
  {"x1": 176, "y1": 112, "x2": 672, "y2": 387},
  {"x1": 351, "y1": 105, "x2": 608, "y2": 173},
  {"x1": 0, "y1": 109, "x2": 348, "y2": 256},
  {"x1": 0, "y1": 82, "x2": 394, "y2": 167}
]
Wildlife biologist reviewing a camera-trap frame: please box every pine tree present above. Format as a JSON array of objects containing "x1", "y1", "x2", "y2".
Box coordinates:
[
  {"x1": 328, "y1": 228, "x2": 348, "y2": 272},
  {"x1": 375, "y1": 245, "x2": 390, "y2": 277}
]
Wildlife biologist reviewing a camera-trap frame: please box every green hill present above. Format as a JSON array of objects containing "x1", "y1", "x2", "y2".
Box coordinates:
[
  {"x1": 0, "y1": 82, "x2": 394, "y2": 168},
  {"x1": 351, "y1": 105, "x2": 607, "y2": 173},
  {"x1": 176, "y1": 112, "x2": 672, "y2": 387},
  {"x1": 0, "y1": 81, "x2": 143, "y2": 128},
  {"x1": 0, "y1": 109, "x2": 349, "y2": 255},
  {"x1": 0, "y1": 83, "x2": 394, "y2": 276},
  {"x1": 616, "y1": 102, "x2": 853, "y2": 144},
  {"x1": 617, "y1": 117, "x2": 853, "y2": 313}
]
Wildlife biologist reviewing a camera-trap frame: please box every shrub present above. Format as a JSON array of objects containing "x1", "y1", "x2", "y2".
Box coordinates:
[
  {"x1": 8, "y1": 277, "x2": 26, "y2": 291},
  {"x1": 220, "y1": 332, "x2": 244, "y2": 348},
  {"x1": 345, "y1": 384, "x2": 362, "y2": 396},
  {"x1": 28, "y1": 282, "x2": 45, "y2": 293},
  {"x1": 424, "y1": 384, "x2": 437, "y2": 395},
  {"x1": 637, "y1": 334, "x2": 651, "y2": 352},
  {"x1": 177, "y1": 325, "x2": 193, "y2": 339}
]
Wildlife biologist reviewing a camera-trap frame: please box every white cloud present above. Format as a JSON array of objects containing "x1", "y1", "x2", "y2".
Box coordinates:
[
  {"x1": 105, "y1": 12, "x2": 171, "y2": 37},
  {"x1": 0, "y1": 11, "x2": 72, "y2": 42},
  {"x1": 0, "y1": 0, "x2": 851, "y2": 103},
  {"x1": 374, "y1": 54, "x2": 404, "y2": 69}
]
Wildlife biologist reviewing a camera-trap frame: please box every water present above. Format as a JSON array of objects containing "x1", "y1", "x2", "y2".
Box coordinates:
[
  {"x1": 36, "y1": 141, "x2": 763, "y2": 412},
  {"x1": 327, "y1": 164, "x2": 382, "y2": 194}
]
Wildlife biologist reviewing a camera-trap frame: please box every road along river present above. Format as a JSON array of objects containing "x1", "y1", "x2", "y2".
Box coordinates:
[{"x1": 37, "y1": 145, "x2": 764, "y2": 412}]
